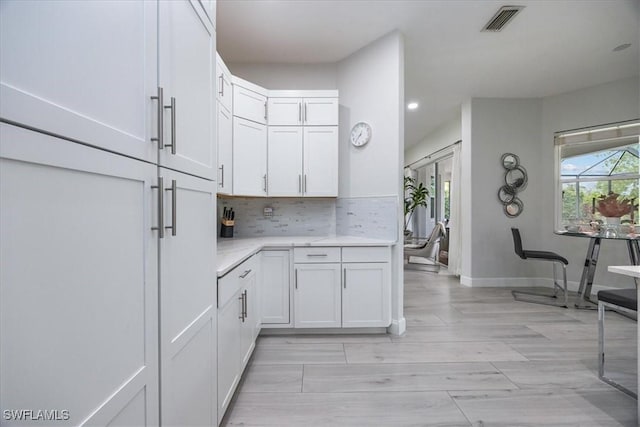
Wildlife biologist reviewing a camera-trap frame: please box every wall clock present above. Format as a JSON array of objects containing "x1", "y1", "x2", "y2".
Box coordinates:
[{"x1": 350, "y1": 122, "x2": 372, "y2": 147}]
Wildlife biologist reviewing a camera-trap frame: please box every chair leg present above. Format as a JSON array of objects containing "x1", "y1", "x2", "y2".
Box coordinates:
[
  {"x1": 598, "y1": 302, "x2": 605, "y2": 379},
  {"x1": 511, "y1": 261, "x2": 569, "y2": 308},
  {"x1": 598, "y1": 301, "x2": 638, "y2": 399}
]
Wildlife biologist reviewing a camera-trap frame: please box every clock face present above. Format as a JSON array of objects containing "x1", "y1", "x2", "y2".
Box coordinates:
[{"x1": 350, "y1": 122, "x2": 372, "y2": 147}]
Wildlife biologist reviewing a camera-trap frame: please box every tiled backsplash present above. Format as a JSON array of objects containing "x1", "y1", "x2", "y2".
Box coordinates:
[
  {"x1": 336, "y1": 196, "x2": 398, "y2": 240},
  {"x1": 217, "y1": 198, "x2": 336, "y2": 237},
  {"x1": 217, "y1": 196, "x2": 398, "y2": 240}
]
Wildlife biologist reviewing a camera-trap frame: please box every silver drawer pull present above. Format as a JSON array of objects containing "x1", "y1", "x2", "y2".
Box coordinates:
[
  {"x1": 307, "y1": 254, "x2": 328, "y2": 257},
  {"x1": 239, "y1": 269, "x2": 252, "y2": 278}
]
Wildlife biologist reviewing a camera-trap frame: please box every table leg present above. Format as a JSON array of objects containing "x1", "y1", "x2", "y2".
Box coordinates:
[{"x1": 575, "y1": 237, "x2": 600, "y2": 309}]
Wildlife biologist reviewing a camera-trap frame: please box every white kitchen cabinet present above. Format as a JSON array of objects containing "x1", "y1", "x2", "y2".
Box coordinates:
[
  {"x1": 216, "y1": 254, "x2": 260, "y2": 423},
  {"x1": 0, "y1": 123, "x2": 159, "y2": 426},
  {"x1": 216, "y1": 53, "x2": 232, "y2": 113},
  {"x1": 267, "y1": 127, "x2": 304, "y2": 196},
  {"x1": 268, "y1": 126, "x2": 338, "y2": 197},
  {"x1": 303, "y1": 127, "x2": 339, "y2": 197},
  {"x1": 158, "y1": 0, "x2": 216, "y2": 180},
  {"x1": 217, "y1": 286, "x2": 242, "y2": 423},
  {"x1": 233, "y1": 81, "x2": 268, "y2": 125},
  {"x1": 267, "y1": 97, "x2": 338, "y2": 126},
  {"x1": 342, "y1": 263, "x2": 391, "y2": 328},
  {"x1": 261, "y1": 251, "x2": 291, "y2": 325},
  {"x1": 198, "y1": 0, "x2": 216, "y2": 28},
  {"x1": 233, "y1": 117, "x2": 268, "y2": 196},
  {"x1": 0, "y1": 0, "x2": 158, "y2": 163},
  {"x1": 217, "y1": 103, "x2": 233, "y2": 194},
  {"x1": 294, "y1": 263, "x2": 342, "y2": 328},
  {"x1": 158, "y1": 167, "x2": 217, "y2": 426}
]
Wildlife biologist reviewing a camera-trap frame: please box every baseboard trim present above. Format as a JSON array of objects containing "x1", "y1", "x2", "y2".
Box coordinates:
[
  {"x1": 458, "y1": 276, "x2": 628, "y2": 297},
  {"x1": 387, "y1": 317, "x2": 406, "y2": 336}
]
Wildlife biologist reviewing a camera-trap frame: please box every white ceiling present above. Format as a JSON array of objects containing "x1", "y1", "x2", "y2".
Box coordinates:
[{"x1": 217, "y1": 0, "x2": 639, "y2": 148}]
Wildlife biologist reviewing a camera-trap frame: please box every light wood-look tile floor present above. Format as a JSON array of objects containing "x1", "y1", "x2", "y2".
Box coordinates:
[{"x1": 222, "y1": 270, "x2": 638, "y2": 426}]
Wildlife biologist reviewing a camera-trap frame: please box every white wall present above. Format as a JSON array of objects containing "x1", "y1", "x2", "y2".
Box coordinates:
[
  {"x1": 337, "y1": 32, "x2": 403, "y2": 198},
  {"x1": 462, "y1": 98, "x2": 544, "y2": 285},
  {"x1": 540, "y1": 76, "x2": 640, "y2": 290},
  {"x1": 337, "y1": 31, "x2": 405, "y2": 334},
  {"x1": 405, "y1": 113, "x2": 461, "y2": 167},
  {"x1": 227, "y1": 62, "x2": 338, "y2": 90}
]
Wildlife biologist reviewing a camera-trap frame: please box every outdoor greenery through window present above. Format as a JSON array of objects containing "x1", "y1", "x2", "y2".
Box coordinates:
[{"x1": 556, "y1": 119, "x2": 640, "y2": 230}]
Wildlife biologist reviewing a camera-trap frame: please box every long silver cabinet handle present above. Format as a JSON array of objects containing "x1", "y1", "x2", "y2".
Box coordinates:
[
  {"x1": 298, "y1": 102, "x2": 302, "y2": 124},
  {"x1": 164, "y1": 179, "x2": 177, "y2": 236},
  {"x1": 298, "y1": 175, "x2": 302, "y2": 194},
  {"x1": 219, "y1": 164, "x2": 224, "y2": 187},
  {"x1": 263, "y1": 174, "x2": 267, "y2": 193},
  {"x1": 164, "y1": 97, "x2": 176, "y2": 154},
  {"x1": 343, "y1": 268, "x2": 346, "y2": 289},
  {"x1": 307, "y1": 254, "x2": 328, "y2": 257},
  {"x1": 239, "y1": 269, "x2": 252, "y2": 279},
  {"x1": 304, "y1": 174, "x2": 307, "y2": 193},
  {"x1": 151, "y1": 87, "x2": 164, "y2": 149},
  {"x1": 243, "y1": 289, "x2": 248, "y2": 319},
  {"x1": 151, "y1": 177, "x2": 165, "y2": 239},
  {"x1": 219, "y1": 74, "x2": 224, "y2": 97},
  {"x1": 264, "y1": 102, "x2": 268, "y2": 121},
  {"x1": 304, "y1": 102, "x2": 307, "y2": 124},
  {"x1": 295, "y1": 269, "x2": 298, "y2": 289},
  {"x1": 238, "y1": 294, "x2": 245, "y2": 321}
]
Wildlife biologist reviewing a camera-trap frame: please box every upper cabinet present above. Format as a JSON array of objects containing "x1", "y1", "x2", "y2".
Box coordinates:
[
  {"x1": 216, "y1": 53, "x2": 232, "y2": 113},
  {"x1": 0, "y1": 0, "x2": 158, "y2": 163},
  {"x1": 232, "y1": 77, "x2": 268, "y2": 125},
  {"x1": 268, "y1": 95, "x2": 338, "y2": 126},
  {"x1": 158, "y1": 0, "x2": 216, "y2": 180},
  {"x1": 233, "y1": 117, "x2": 267, "y2": 197}
]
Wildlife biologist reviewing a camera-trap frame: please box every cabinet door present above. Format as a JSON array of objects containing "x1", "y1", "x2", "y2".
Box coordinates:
[
  {"x1": 303, "y1": 127, "x2": 338, "y2": 197},
  {"x1": 303, "y1": 98, "x2": 339, "y2": 126},
  {"x1": 233, "y1": 117, "x2": 267, "y2": 196},
  {"x1": 0, "y1": 1, "x2": 158, "y2": 163},
  {"x1": 0, "y1": 123, "x2": 159, "y2": 426},
  {"x1": 216, "y1": 54, "x2": 232, "y2": 113},
  {"x1": 233, "y1": 85, "x2": 267, "y2": 125},
  {"x1": 217, "y1": 103, "x2": 233, "y2": 194},
  {"x1": 261, "y1": 251, "x2": 291, "y2": 325},
  {"x1": 159, "y1": 168, "x2": 217, "y2": 427},
  {"x1": 268, "y1": 98, "x2": 303, "y2": 126},
  {"x1": 158, "y1": 0, "x2": 216, "y2": 180},
  {"x1": 217, "y1": 288, "x2": 242, "y2": 423},
  {"x1": 342, "y1": 263, "x2": 391, "y2": 328},
  {"x1": 268, "y1": 127, "x2": 303, "y2": 196},
  {"x1": 240, "y1": 269, "x2": 258, "y2": 367},
  {"x1": 294, "y1": 264, "x2": 342, "y2": 328}
]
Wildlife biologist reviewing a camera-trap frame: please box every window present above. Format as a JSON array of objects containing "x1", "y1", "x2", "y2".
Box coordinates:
[{"x1": 556, "y1": 120, "x2": 640, "y2": 230}]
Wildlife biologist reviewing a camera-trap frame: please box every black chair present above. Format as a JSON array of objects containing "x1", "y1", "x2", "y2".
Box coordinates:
[
  {"x1": 598, "y1": 288, "x2": 637, "y2": 399},
  {"x1": 511, "y1": 228, "x2": 569, "y2": 308}
]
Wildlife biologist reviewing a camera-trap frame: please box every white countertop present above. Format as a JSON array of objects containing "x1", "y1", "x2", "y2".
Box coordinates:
[
  {"x1": 608, "y1": 265, "x2": 640, "y2": 279},
  {"x1": 217, "y1": 236, "x2": 396, "y2": 277}
]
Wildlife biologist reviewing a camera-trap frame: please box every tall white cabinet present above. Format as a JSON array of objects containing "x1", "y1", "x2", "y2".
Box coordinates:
[{"x1": 0, "y1": 1, "x2": 218, "y2": 426}]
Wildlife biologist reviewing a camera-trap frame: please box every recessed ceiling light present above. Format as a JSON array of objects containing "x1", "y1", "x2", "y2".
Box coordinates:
[
  {"x1": 407, "y1": 102, "x2": 419, "y2": 110},
  {"x1": 613, "y1": 43, "x2": 632, "y2": 52}
]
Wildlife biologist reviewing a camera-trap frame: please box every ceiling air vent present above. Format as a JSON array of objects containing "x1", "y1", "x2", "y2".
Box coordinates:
[{"x1": 482, "y1": 6, "x2": 525, "y2": 32}]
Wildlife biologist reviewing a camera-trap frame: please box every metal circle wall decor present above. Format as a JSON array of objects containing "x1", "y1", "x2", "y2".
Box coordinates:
[{"x1": 499, "y1": 153, "x2": 527, "y2": 218}]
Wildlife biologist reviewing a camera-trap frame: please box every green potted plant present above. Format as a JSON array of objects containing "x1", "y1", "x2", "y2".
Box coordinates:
[{"x1": 404, "y1": 176, "x2": 429, "y2": 236}]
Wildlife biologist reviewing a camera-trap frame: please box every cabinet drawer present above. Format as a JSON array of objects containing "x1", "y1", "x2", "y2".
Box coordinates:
[
  {"x1": 342, "y1": 246, "x2": 390, "y2": 263},
  {"x1": 294, "y1": 247, "x2": 340, "y2": 263},
  {"x1": 218, "y1": 255, "x2": 257, "y2": 307}
]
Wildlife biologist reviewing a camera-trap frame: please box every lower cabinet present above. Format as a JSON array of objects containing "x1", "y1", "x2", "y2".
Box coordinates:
[
  {"x1": 292, "y1": 247, "x2": 391, "y2": 329},
  {"x1": 261, "y1": 250, "x2": 291, "y2": 325},
  {"x1": 0, "y1": 123, "x2": 160, "y2": 425},
  {"x1": 217, "y1": 254, "x2": 260, "y2": 424}
]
